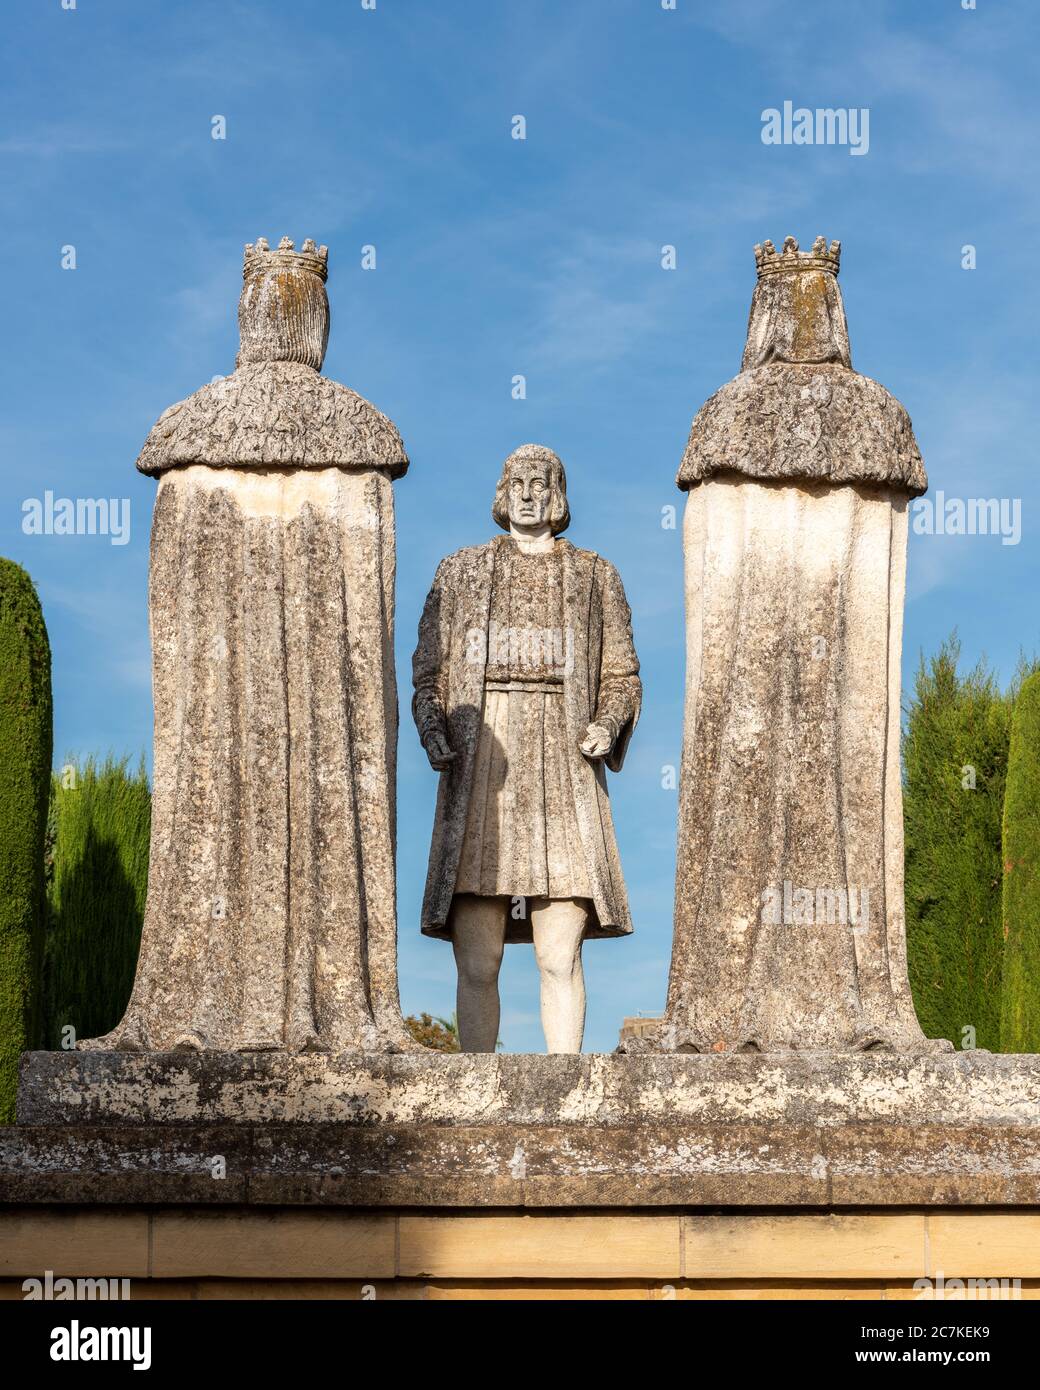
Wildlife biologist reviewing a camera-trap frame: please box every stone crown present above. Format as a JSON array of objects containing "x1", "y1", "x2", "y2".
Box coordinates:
[
  {"x1": 243, "y1": 236, "x2": 329, "y2": 283},
  {"x1": 754, "y1": 235, "x2": 841, "y2": 279}
]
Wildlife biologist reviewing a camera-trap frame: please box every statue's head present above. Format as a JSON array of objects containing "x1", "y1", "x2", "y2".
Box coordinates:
[
  {"x1": 237, "y1": 236, "x2": 330, "y2": 372},
  {"x1": 492, "y1": 443, "x2": 570, "y2": 536},
  {"x1": 742, "y1": 236, "x2": 851, "y2": 371}
]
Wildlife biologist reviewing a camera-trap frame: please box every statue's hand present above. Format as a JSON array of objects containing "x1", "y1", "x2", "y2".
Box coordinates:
[
  {"x1": 580, "y1": 722, "x2": 614, "y2": 760},
  {"x1": 424, "y1": 730, "x2": 457, "y2": 771}
]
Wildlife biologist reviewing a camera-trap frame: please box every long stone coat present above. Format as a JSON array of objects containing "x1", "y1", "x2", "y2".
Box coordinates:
[{"x1": 413, "y1": 535, "x2": 640, "y2": 939}]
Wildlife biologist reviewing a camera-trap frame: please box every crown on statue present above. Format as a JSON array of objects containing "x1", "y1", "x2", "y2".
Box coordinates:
[
  {"x1": 753, "y1": 235, "x2": 841, "y2": 280},
  {"x1": 243, "y1": 236, "x2": 329, "y2": 283}
]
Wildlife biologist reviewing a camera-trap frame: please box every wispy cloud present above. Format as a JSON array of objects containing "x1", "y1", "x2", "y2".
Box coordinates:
[{"x1": 0, "y1": 131, "x2": 131, "y2": 158}]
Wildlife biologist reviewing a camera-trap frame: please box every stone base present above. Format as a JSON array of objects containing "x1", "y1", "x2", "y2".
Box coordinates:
[
  {"x1": 20, "y1": 1049, "x2": 1040, "y2": 1128},
  {"x1": 6, "y1": 1051, "x2": 1040, "y2": 1207},
  {"x1": 4, "y1": 1208, "x2": 1040, "y2": 1300}
]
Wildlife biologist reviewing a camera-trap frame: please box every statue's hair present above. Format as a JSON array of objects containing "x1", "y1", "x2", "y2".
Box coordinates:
[{"x1": 492, "y1": 443, "x2": 570, "y2": 535}]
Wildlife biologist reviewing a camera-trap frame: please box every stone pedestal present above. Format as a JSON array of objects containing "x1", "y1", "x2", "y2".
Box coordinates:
[
  {"x1": 6, "y1": 1052, "x2": 1040, "y2": 1299},
  {"x1": 7, "y1": 1051, "x2": 1040, "y2": 1207}
]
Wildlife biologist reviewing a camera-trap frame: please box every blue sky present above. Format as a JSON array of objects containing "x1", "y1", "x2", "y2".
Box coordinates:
[{"x1": 2, "y1": 0, "x2": 1037, "y2": 1051}]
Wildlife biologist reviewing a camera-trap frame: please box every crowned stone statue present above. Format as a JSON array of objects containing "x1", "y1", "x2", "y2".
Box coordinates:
[
  {"x1": 81, "y1": 237, "x2": 415, "y2": 1053},
  {"x1": 413, "y1": 445, "x2": 641, "y2": 1053},
  {"x1": 629, "y1": 237, "x2": 951, "y2": 1055}
]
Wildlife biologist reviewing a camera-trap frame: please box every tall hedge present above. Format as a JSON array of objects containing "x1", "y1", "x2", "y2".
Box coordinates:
[
  {"x1": 43, "y1": 756, "x2": 150, "y2": 1048},
  {"x1": 903, "y1": 637, "x2": 1015, "y2": 1051},
  {"x1": 0, "y1": 560, "x2": 53, "y2": 1122},
  {"x1": 1000, "y1": 672, "x2": 1040, "y2": 1052}
]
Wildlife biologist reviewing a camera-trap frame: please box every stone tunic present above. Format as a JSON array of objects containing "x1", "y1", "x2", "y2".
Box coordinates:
[
  {"x1": 455, "y1": 543, "x2": 592, "y2": 923},
  {"x1": 483, "y1": 543, "x2": 567, "y2": 685}
]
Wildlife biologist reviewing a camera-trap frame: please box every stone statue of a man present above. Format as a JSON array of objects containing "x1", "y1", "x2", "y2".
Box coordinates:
[
  {"x1": 80, "y1": 236, "x2": 414, "y2": 1054},
  {"x1": 412, "y1": 444, "x2": 641, "y2": 1053},
  {"x1": 627, "y1": 236, "x2": 948, "y2": 1055}
]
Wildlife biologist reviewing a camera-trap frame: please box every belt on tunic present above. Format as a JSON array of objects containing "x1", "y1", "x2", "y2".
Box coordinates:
[{"x1": 484, "y1": 679, "x2": 564, "y2": 694}]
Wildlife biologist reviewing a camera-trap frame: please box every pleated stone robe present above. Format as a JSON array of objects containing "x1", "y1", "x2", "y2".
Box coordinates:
[
  {"x1": 80, "y1": 237, "x2": 415, "y2": 1052},
  {"x1": 636, "y1": 237, "x2": 950, "y2": 1055}
]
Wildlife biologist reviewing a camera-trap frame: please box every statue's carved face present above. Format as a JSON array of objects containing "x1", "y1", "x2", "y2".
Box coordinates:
[{"x1": 507, "y1": 461, "x2": 552, "y2": 529}]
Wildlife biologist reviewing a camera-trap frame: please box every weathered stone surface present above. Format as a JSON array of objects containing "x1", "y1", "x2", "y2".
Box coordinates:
[
  {"x1": 677, "y1": 365, "x2": 926, "y2": 497},
  {"x1": 3, "y1": 1116, "x2": 1039, "y2": 1208},
  {"x1": 18, "y1": 1051, "x2": 1040, "y2": 1128},
  {"x1": 79, "y1": 238, "x2": 413, "y2": 1054},
  {"x1": 4, "y1": 1119, "x2": 1039, "y2": 1207},
  {"x1": 0, "y1": 1126, "x2": 251, "y2": 1204},
  {"x1": 10, "y1": 1055, "x2": 1040, "y2": 1207},
  {"x1": 136, "y1": 361, "x2": 408, "y2": 479},
  {"x1": 640, "y1": 236, "x2": 942, "y2": 1054}
]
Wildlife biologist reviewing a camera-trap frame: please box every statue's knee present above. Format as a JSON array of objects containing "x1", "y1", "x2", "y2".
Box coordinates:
[
  {"x1": 534, "y1": 942, "x2": 579, "y2": 984},
  {"x1": 457, "y1": 951, "x2": 502, "y2": 990}
]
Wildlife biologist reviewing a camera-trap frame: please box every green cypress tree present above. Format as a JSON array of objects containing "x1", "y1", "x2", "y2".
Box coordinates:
[
  {"x1": 903, "y1": 637, "x2": 1014, "y2": 1051},
  {"x1": 44, "y1": 756, "x2": 150, "y2": 1048},
  {"x1": 0, "y1": 560, "x2": 53, "y2": 1121},
  {"x1": 1000, "y1": 672, "x2": 1040, "y2": 1052}
]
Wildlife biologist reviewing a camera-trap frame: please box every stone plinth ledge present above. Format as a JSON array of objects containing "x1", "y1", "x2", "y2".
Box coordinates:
[
  {"x1": 15, "y1": 1050, "x2": 1040, "y2": 1128},
  {"x1": 5, "y1": 1051, "x2": 1040, "y2": 1208}
]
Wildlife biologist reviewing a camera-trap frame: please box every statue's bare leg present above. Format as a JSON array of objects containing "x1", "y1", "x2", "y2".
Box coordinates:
[
  {"x1": 450, "y1": 894, "x2": 507, "y2": 1053},
  {"x1": 531, "y1": 897, "x2": 588, "y2": 1053}
]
